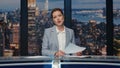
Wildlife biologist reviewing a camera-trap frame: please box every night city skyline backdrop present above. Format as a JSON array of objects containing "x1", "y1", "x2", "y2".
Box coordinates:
[{"x1": 0, "y1": 0, "x2": 120, "y2": 11}]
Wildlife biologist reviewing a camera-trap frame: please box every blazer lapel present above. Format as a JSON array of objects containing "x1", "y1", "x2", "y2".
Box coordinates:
[
  {"x1": 51, "y1": 26, "x2": 70, "y2": 50},
  {"x1": 65, "y1": 27, "x2": 70, "y2": 48},
  {"x1": 51, "y1": 26, "x2": 59, "y2": 50}
]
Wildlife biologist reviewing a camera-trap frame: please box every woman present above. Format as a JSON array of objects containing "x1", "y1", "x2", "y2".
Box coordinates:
[{"x1": 42, "y1": 8, "x2": 81, "y2": 57}]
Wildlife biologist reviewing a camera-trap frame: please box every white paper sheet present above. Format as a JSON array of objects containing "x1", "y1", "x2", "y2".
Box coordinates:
[{"x1": 64, "y1": 43, "x2": 86, "y2": 54}]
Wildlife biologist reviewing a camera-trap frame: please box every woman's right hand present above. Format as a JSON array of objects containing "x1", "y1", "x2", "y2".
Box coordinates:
[{"x1": 54, "y1": 50, "x2": 65, "y2": 57}]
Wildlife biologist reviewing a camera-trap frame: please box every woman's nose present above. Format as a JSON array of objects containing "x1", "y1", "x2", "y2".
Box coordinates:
[{"x1": 57, "y1": 17, "x2": 60, "y2": 20}]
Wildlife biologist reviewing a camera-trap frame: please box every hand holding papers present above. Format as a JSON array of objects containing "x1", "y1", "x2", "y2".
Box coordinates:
[{"x1": 64, "y1": 43, "x2": 86, "y2": 54}]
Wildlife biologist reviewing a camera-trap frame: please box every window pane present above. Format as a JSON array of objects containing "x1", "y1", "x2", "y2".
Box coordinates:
[
  {"x1": 72, "y1": 0, "x2": 106, "y2": 55},
  {"x1": 0, "y1": 0, "x2": 20, "y2": 56},
  {"x1": 113, "y1": 0, "x2": 120, "y2": 56},
  {"x1": 28, "y1": 0, "x2": 64, "y2": 56}
]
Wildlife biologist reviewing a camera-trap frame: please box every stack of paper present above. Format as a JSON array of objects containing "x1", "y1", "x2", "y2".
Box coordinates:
[{"x1": 64, "y1": 43, "x2": 86, "y2": 54}]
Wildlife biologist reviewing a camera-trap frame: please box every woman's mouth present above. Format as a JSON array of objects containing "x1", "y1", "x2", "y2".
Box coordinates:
[{"x1": 58, "y1": 21, "x2": 61, "y2": 23}]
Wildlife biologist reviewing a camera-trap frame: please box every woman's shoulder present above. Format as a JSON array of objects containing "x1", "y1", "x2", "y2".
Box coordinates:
[
  {"x1": 45, "y1": 26, "x2": 55, "y2": 32},
  {"x1": 65, "y1": 26, "x2": 74, "y2": 32}
]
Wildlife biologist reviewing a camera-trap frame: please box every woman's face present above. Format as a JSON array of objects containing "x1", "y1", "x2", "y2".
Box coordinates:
[{"x1": 52, "y1": 11, "x2": 64, "y2": 26}]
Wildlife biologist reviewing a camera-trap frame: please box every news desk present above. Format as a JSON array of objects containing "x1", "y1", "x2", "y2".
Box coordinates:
[{"x1": 0, "y1": 56, "x2": 120, "y2": 68}]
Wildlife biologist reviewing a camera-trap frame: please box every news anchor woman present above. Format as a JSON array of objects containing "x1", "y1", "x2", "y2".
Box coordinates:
[{"x1": 42, "y1": 8, "x2": 81, "y2": 57}]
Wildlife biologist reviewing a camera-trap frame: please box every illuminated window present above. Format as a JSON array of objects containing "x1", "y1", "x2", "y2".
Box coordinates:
[
  {"x1": 0, "y1": 0, "x2": 20, "y2": 56},
  {"x1": 27, "y1": 0, "x2": 64, "y2": 56},
  {"x1": 113, "y1": 0, "x2": 120, "y2": 56},
  {"x1": 72, "y1": 0, "x2": 106, "y2": 55}
]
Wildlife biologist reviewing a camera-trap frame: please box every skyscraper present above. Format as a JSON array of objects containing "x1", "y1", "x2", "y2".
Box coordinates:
[
  {"x1": 44, "y1": 0, "x2": 48, "y2": 13},
  {"x1": 28, "y1": 0, "x2": 36, "y2": 7},
  {"x1": 0, "y1": 20, "x2": 4, "y2": 56},
  {"x1": 4, "y1": 12, "x2": 7, "y2": 23},
  {"x1": 28, "y1": 0, "x2": 39, "y2": 55}
]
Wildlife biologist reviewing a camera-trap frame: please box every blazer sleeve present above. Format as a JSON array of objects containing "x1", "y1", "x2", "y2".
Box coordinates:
[
  {"x1": 71, "y1": 29, "x2": 75, "y2": 44},
  {"x1": 42, "y1": 29, "x2": 56, "y2": 56}
]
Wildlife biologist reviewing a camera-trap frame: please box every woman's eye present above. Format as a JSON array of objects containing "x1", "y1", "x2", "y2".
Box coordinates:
[
  {"x1": 53, "y1": 16, "x2": 56, "y2": 19},
  {"x1": 59, "y1": 15, "x2": 62, "y2": 17}
]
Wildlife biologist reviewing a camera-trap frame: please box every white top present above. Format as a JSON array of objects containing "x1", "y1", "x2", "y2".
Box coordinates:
[{"x1": 56, "y1": 26, "x2": 66, "y2": 51}]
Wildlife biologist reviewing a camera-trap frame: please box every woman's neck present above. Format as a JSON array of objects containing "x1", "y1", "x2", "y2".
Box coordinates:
[{"x1": 56, "y1": 25, "x2": 64, "y2": 31}]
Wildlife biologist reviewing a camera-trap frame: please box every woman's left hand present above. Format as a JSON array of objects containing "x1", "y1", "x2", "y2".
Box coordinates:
[{"x1": 75, "y1": 51, "x2": 82, "y2": 56}]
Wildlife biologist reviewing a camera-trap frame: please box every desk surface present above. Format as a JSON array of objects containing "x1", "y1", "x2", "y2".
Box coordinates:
[
  {"x1": 61, "y1": 55, "x2": 120, "y2": 62},
  {"x1": 0, "y1": 56, "x2": 120, "y2": 68},
  {"x1": 0, "y1": 55, "x2": 120, "y2": 62},
  {"x1": 0, "y1": 55, "x2": 120, "y2": 67}
]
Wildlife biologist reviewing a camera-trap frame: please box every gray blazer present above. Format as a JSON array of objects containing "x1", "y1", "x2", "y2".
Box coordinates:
[{"x1": 42, "y1": 25, "x2": 75, "y2": 56}]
